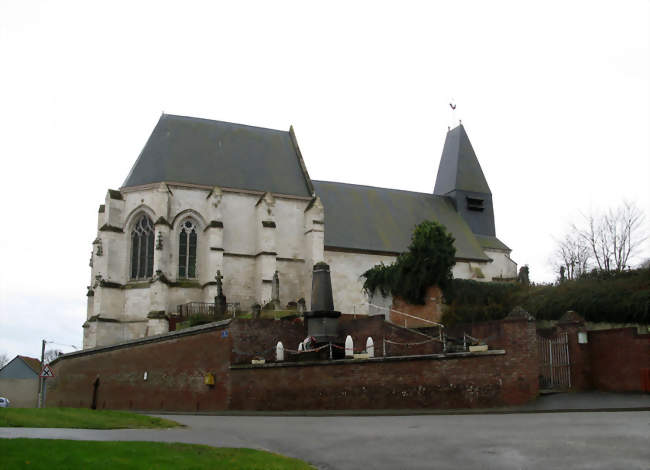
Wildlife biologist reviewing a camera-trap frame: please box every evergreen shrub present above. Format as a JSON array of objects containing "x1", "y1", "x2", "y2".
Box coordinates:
[{"x1": 362, "y1": 221, "x2": 456, "y2": 304}]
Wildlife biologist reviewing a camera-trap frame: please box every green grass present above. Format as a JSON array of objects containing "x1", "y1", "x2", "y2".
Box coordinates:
[
  {"x1": 0, "y1": 408, "x2": 180, "y2": 429},
  {"x1": 0, "y1": 439, "x2": 314, "y2": 470}
]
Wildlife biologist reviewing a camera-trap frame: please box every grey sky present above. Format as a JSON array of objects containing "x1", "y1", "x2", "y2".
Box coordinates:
[{"x1": 1, "y1": 1, "x2": 648, "y2": 359}]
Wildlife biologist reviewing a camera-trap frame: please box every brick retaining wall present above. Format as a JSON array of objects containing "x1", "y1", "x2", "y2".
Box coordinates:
[
  {"x1": 230, "y1": 318, "x2": 538, "y2": 410},
  {"x1": 588, "y1": 327, "x2": 649, "y2": 392},
  {"x1": 47, "y1": 317, "x2": 538, "y2": 411},
  {"x1": 47, "y1": 323, "x2": 232, "y2": 411}
]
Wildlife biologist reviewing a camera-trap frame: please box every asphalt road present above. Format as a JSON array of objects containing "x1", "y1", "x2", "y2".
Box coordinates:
[{"x1": 1, "y1": 411, "x2": 649, "y2": 469}]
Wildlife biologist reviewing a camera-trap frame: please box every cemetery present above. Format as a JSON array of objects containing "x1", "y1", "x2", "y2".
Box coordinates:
[{"x1": 46, "y1": 262, "x2": 649, "y2": 412}]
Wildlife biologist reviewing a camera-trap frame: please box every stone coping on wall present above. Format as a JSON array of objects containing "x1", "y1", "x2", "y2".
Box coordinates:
[
  {"x1": 231, "y1": 349, "x2": 506, "y2": 369},
  {"x1": 53, "y1": 320, "x2": 232, "y2": 364}
]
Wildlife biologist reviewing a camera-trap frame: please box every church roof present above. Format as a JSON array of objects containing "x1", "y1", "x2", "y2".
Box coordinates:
[
  {"x1": 122, "y1": 114, "x2": 313, "y2": 197},
  {"x1": 475, "y1": 234, "x2": 511, "y2": 252},
  {"x1": 433, "y1": 124, "x2": 491, "y2": 195},
  {"x1": 313, "y1": 181, "x2": 491, "y2": 261}
]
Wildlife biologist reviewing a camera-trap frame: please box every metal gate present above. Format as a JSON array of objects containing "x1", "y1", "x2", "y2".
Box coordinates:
[{"x1": 538, "y1": 331, "x2": 571, "y2": 389}]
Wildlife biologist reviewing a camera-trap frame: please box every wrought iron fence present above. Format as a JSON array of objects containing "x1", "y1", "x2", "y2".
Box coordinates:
[{"x1": 177, "y1": 301, "x2": 242, "y2": 319}]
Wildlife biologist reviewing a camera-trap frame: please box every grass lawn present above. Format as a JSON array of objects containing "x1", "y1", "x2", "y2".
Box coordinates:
[
  {"x1": 0, "y1": 408, "x2": 180, "y2": 429},
  {"x1": 0, "y1": 439, "x2": 314, "y2": 470}
]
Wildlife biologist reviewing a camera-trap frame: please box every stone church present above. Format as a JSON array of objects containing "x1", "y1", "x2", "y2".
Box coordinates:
[{"x1": 84, "y1": 114, "x2": 516, "y2": 348}]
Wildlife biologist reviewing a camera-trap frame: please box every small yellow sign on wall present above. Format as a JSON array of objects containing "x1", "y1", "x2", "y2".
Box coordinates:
[{"x1": 204, "y1": 373, "x2": 215, "y2": 385}]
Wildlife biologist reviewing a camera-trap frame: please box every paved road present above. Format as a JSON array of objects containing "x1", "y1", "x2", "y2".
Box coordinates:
[{"x1": 2, "y1": 411, "x2": 649, "y2": 469}]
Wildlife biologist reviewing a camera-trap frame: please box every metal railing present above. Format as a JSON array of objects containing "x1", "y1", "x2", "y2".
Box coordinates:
[
  {"x1": 364, "y1": 302, "x2": 445, "y2": 328},
  {"x1": 177, "y1": 302, "x2": 216, "y2": 318},
  {"x1": 177, "y1": 301, "x2": 242, "y2": 319}
]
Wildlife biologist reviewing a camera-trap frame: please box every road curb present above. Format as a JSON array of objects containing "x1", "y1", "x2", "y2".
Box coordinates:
[{"x1": 142, "y1": 407, "x2": 650, "y2": 417}]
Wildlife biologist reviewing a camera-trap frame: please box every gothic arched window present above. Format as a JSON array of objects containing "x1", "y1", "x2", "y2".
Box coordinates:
[
  {"x1": 178, "y1": 219, "x2": 198, "y2": 279},
  {"x1": 130, "y1": 215, "x2": 155, "y2": 279}
]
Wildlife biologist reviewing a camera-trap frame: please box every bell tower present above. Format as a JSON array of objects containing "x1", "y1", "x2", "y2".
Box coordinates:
[{"x1": 433, "y1": 124, "x2": 495, "y2": 236}]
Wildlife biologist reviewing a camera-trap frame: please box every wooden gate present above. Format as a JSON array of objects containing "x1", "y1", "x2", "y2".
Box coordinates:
[{"x1": 538, "y1": 331, "x2": 571, "y2": 390}]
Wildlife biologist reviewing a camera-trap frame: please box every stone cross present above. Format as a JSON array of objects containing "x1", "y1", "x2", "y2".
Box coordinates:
[
  {"x1": 272, "y1": 270, "x2": 280, "y2": 309},
  {"x1": 215, "y1": 270, "x2": 224, "y2": 297},
  {"x1": 214, "y1": 270, "x2": 227, "y2": 316}
]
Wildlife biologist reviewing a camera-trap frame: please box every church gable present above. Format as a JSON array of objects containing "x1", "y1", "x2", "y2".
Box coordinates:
[{"x1": 122, "y1": 114, "x2": 313, "y2": 197}]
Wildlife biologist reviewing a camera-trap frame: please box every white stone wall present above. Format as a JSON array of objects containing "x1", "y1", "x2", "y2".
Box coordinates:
[
  {"x1": 122, "y1": 287, "x2": 152, "y2": 320},
  {"x1": 85, "y1": 319, "x2": 148, "y2": 348},
  {"x1": 277, "y1": 259, "x2": 305, "y2": 307},
  {"x1": 452, "y1": 260, "x2": 489, "y2": 281},
  {"x1": 325, "y1": 250, "x2": 398, "y2": 315},
  {"x1": 482, "y1": 249, "x2": 517, "y2": 280},
  {"x1": 222, "y1": 256, "x2": 257, "y2": 308},
  {"x1": 85, "y1": 184, "x2": 313, "y2": 348}
]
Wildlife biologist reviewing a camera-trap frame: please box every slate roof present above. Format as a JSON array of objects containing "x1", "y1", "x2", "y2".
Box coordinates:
[
  {"x1": 475, "y1": 234, "x2": 511, "y2": 252},
  {"x1": 18, "y1": 356, "x2": 42, "y2": 374},
  {"x1": 122, "y1": 114, "x2": 313, "y2": 197},
  {"x1": 434, "y1": 124, "x2": 491, "y2": 195},
  {"x1": 313, "y1": 181, "x2": 491, "y2": 261}
]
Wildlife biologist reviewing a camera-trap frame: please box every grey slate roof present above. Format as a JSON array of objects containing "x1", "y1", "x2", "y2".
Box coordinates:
[
  {"x1": 475, "y1": 234, "x2": 511, "y2": 252},
  {"x1": 434, "y1": 124, "x2": 491, "y2": 195},
  {"x1": 122, "y1": 114, "x2": 313, "y2": 197},
  {"x1": 313, "y1": 181, "x2": 491, "y2": 261},
  {"x1": 0, "y1": 356, "x2": 40, "y2": 379}
]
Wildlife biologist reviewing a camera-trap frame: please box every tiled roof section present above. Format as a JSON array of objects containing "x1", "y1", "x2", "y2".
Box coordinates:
[
  {"x1": 122, "y1": 114, "x2": 313, "y2": 197},
  {"x1": 18, "y1": 356, "x2": 42, "y2": 374},
  {"x1": 475, "y1": 235, "x2": 511, "y2": 252},
  {"x1": 434, "y1": 124, "x2": 491, "y2": 195},
  {"x1": 313, "y1": 181, "x2": 491, "y2": 261}
]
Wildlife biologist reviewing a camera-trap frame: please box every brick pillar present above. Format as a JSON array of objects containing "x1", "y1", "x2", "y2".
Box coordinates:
[{"x1": 499, "y1": 317, "x2": 539, "y2": 404}]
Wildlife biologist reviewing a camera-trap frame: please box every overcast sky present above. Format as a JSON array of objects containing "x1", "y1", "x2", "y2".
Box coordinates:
[{"x1": 1, "y1": 1, "x2": 648, "y2": 360}]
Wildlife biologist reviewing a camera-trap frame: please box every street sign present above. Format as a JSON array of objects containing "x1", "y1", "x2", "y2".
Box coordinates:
[{"x1": 39, "y1": 364, "x2": 55, "y2": 378}]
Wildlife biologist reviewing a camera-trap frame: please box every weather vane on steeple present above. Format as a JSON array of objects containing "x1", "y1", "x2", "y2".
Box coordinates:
[{"x1": 448, "y1": 99, "x2": 460, "y2": 130}]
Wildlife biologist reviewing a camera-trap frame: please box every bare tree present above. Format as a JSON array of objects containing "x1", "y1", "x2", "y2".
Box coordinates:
[
  {"x1": 0, "y1": 352, "x2": 9, "y2": 368},
  {"x1": 574, "y1": 201, "x2": 646, "y2": 273},
  {"x1": 43, "y1": 349, "x2": 63, "y2": 364},
  {"x1": 552, "y1": 231, "x2": 591, "y2": 281}
]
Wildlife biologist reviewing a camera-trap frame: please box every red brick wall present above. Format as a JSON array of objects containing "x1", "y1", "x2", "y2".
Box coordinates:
[
  {"x1": 230, "y1": 318, "x2": 538, "y2": 410},
  {"x1": 47, "y1": 318, "x2": 539, "y2": 412},
  {"x1": 47, "y1": 326, "x2": 232, "y2": 411},
  {"x1": 391, "y1": 286, "x2": 443, "y2": 327},
  {"x1": 588, "y1": 327, "x2": 650, "y2": 392},
  {"x1": 229, "y1": 318, "x2": 306, "y2": 364}
]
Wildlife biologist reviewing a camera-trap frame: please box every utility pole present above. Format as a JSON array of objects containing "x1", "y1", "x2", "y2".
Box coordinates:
[{"x1": 38, "y1": 339, "x2": 45, "y2": 408}]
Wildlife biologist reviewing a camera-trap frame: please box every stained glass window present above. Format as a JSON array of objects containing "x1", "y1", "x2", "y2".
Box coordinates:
[
  {"x1": 130, "y1": 215, "x2": 154, "y2": 279},
  {"x1": 178, "y1": 219, "x2": 198, "y2": 279}
]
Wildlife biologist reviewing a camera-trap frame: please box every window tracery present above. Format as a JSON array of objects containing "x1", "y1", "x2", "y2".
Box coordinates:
[
  {"x1": 178, "y1": 219, "x2": 198, "y2": 279},
  {"x1": 130, "y1": 215, "x2": 155, "y2": 279}
]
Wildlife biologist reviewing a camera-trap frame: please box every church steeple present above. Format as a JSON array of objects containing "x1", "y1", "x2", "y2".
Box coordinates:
[{"x1": 434, "y1": 124, "x2": 495, "y2": 236}]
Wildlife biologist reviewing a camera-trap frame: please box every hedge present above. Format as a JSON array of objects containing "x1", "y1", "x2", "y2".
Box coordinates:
[{"x1": 442, "y1": 268, "x2": 650, "y2": 325}]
